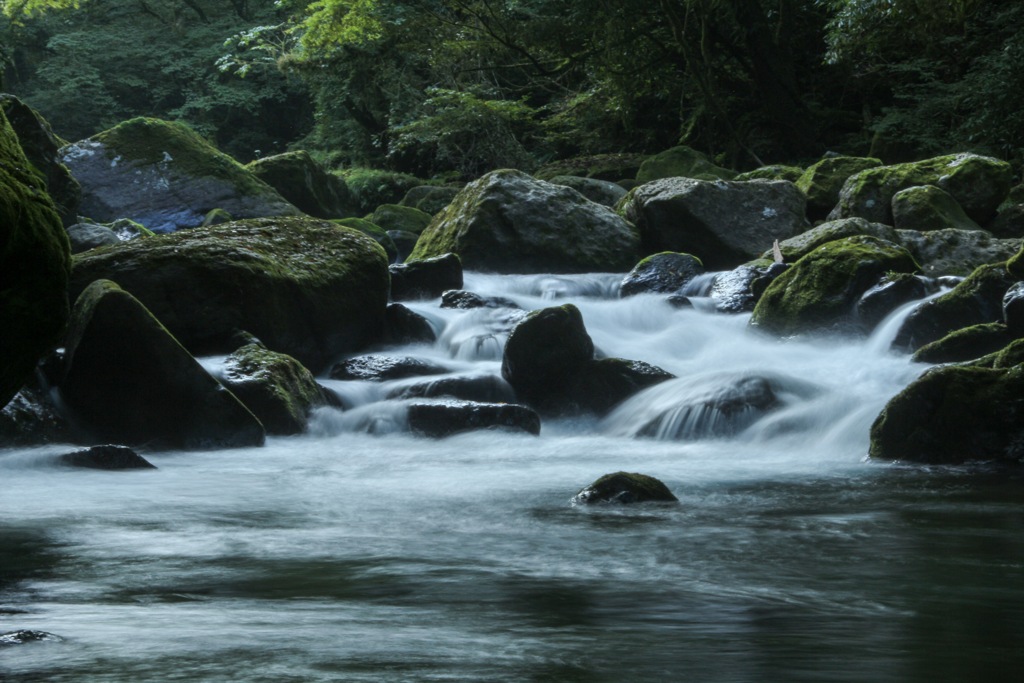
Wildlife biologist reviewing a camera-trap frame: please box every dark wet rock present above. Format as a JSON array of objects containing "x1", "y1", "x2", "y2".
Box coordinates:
[
  {"x1": 571, "y1": 472, "x2": 678, "y2": 505},
  {"x1": 246, "y1": 150, "x2": 356, "y2": 219},
  {"x1": 710, "y1": 262, "x2": 789, "y2": 314},
  {"x1": 764, "y1": 217, "x2": 900, "y2": 264},
  {"x1": 390, "y1": 252, "x2": 463, "y2": 301},
  {"x1": 987, "y1": 202, "x2": 1024, "y2": 239},
  {"x1": 568, "y1": 359, "x2": 675, "y2": 416},
  {"x1": 0, "y1": 373, "x2": 72, "y2": 447},
  {"x1": 58, "y1": 444, "x2": 156, "y2": 470},
  {"x1": 399, "y1": 185, "x2": 461, "y2": 215},
  {"x1": 1002, "y1": 282, "x2": 1024, "y2": 336},
  {"x1": 329, "y1": 356, "x2": 449, "y2": 382},
  {"x1": 637, "y1": 375, "x2": 780, "y2": 439},
  {"x1": 620, "y1": 177, "x2": 808, "y2": 270},
  {"x1": 407, "y1": 400, "x2": 541, "y2": 437},
  {"x1": 855, "y1": 273, "x2": 931, "y2": 330},
  {"x1": 795, "y1": 156, "x2": 882, "y2": 221},
  {"x1": 384, "y1": 303, "x2": 437, "y2": 345},
  {"x1": 388, "y1": 374, "x2": 516, "y2": 403},
  {"x1": 60, "y1": 279, "x2": 265, "y2": 450},
  {"x1": 635, "y1": 145, "x2": 736, "y2": 183},
  {"x1": 67, "y1": 222, "x2": 121, "y2": 253},
  {"x1": 0, "y1": 630, "x2": 64, "y2": 646},
  {"x1": 620, "y1": 252, "x2": 705, "y2": 298},
  {"x1": 547, "y1": 175, "x2": 628, "y2": 207},
  {"x1": 441, "y1": 290, "x2": 521, "y2": 310},
  {"x1": 896, "y1": 228, "x2": 1020, "y2": 277},
  {"x1": 911, "y1": 323, "x2": 1014, "y2": 365},
  {"x1": 387, "y1": 230, "x2": 421, "y2": 263},
  {"x1": 69, "y1": 217, "x2": 389, "y2": 372},
  {"x1": 870, "y1": 364, "x2": 1024, "y2": 464}
]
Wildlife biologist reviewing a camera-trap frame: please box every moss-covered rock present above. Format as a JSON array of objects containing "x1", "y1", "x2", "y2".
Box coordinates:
[
  {"x1": 339, "y1": 168, "x2": 424, "y2": 214},
  {"x1": 69, "y1": 217, "x2": 389, "y2": 372},
  {"x1": 533, "y1": 153, "x2": 650, "y2": 182},
  {"x1": 369, "y1": 204, "x2": 432, "y2": 235},
  {"x1": 571, "y1": 472, "x2": 678, "y2": 505},
  {"x1": 60, "y1": 280, "x2": 265, "y2": 450},
  {"x1": 635, "y1": 145, "x2": 736, "y2": 183},
  {"x1": 547, "y1": 175, "x2": 627, "y2": 207},
  {"x1": 795, "y1": 156, "x2": 882, "y2": 220},
  {"x1": 60, "y1": 117, "x2": 300, "y2": 232},
  {"x1": 331, "y1": 217, "x2": 398, "y2": 263},
  {"x1": 869, "y1": 364, "x2": 1024, "y2": 464},
  {"x1": 107, "y1": 218, "x2": 155, "y2": 240},
  {"x1": 763, "y1": 217, "x2": 900, "y2": 263},
  {"x1": 892, "y1": 263, "x2": 1018, "y2": 352},
  {"x1": 896, "y1": 228, "x2": 1021, "y2": 277},
  {"x1": 735, "y1": 165, "x2": 804, "y2": 182},
  {"x1": 399, "y1": 185, "x2": 461, "y2": 215},
  {"x1": 621, "y1": 177, "x2": 808, "y2": 270},
  {"x1": 891, "y1": 184, "x2": 981, "y2": 233},
  {"x1": 0, "y1": 108, "x2": 71, "y2": 409},
  {"x1": 620, "y1": 252, "x2": 705, "y2": 297},
  {"x1": 410, "y1": 169, "x2": 640, "y2": 273},
  {"x1": 750, "y1": 235, "x2": 919, "y2": 337},
  {"x1": 829, "y1": 153, "x2": 1014, "y2": 226},
  {"x1": 1007, "y1": 243, "x2": 1024, "y2": 279},
  {"x1": 911, "y1": 323, "x2": 1015, "y2": 365},
  {"x1": 246, "y1": 150, "x2": 356, "y2": 219}
]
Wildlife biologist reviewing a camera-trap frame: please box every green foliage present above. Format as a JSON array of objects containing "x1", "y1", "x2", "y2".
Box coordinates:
[{"x1": 0, "y1": 0, "x2": 80, "y2": 22}]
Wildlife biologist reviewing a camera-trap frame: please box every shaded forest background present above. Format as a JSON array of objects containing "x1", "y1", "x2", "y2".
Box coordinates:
[{"x1": 2, "y1": 0, "x2": 1022, "y2": 178}]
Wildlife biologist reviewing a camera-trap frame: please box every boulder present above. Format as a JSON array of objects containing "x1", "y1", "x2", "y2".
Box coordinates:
[
  {"x1": 409, "y1": 169, "x2": 640, "y2": 273},
  {"x1": 620, "y1": 252, "x2": 705, "y2": 298},
  {"x1": 547, "y1": 175, "x2": 628, "y2": 207},
  {"x1": 69, "y1": 217, "x2": 389, "y2": 371},
  {"x1": 407, "y1": 400, "x2": 540, "y2": 437},
  {"x1": 0, "y1": 373, "x2": 72, "y2": 446},
  {"x1": 764, "y1": 217, "x2": 899, "y2": 263},
  {"x1": 58, "y1": 445, "x2": 156, "y2": 470},
  {"x1": 384, "y1": 303, "x2": 437, "y2": 345},
  {"x1": 620, "y1": 177, "x2": 808, "y2": 270},
  {"x1": 1005, "y1": 282, "x2": 1024, "y2": 336},
  {"x1": 795, "y1": 156, "x2": 882, "y2": 220},
  {"x1": 892, "y1": 263, "x2": 1018, "y2": 352},
  {"x1": 388, "y1": 230, "x2": 421, "y2": 263},
  {"x1": 869, "y1": 365, "x2": 1024, "y2": 464},
  {"x1": 390, "y1": 252, "x2": 463, "y2": 300},
  {"x1": 734, "y1": 165, "x2": 804, "y2": 182},
  {"x1": 246, "y1": 150, "x2": 356, "y2": 219},
  {"x1": 635, "y1": 145, "x2": 736, "y2": 183},
  {"x1": 571, "y1": 471, "x2": 678, "y2": 505},
  {"x1": 387, "y1": 374, "x2": 515, "y2": 403},
  {"x1": 60, "y1": 280, "x2": 265, "y2": 449},
  {"x1": 911, "y1": 323, "x2": 1014, "y2": 365},
  {"x1": 331, "y1": 217, "x2": 399, "y2": 263},
  {"x1": 829, "y1": 153, "x2": 1014, "y2": 226},
  {"x1": 219, "y1": 343, "x2": 330, "y2": 435},
  {"x1": 855, "y1": 273, "x2": 931, "y2": 330},
  {"x1": 440, "y1": 290, "x2": 521, "y2": 310},
  {"x1": 0, "y1": 108, "x2": 71, "y2": 409},
  {"x1": 399, "y1": 185, "x2": 461, "y2": 215},
  {"x1": 66, "y1": 222, "x2": 120, "y2": 253},
  {"x1": 60, "y1": 117, "x2": 300, "y2": 233},
  {"x1": 750, "y1": 235, "x2": 919, "y2": 337},
  {"x1": 891, "y1": 185, "x2": 981, "y2": 233},
  {"x1": 329, "y1": 355, "x2": 448, "y2": 382},
  {"x1": 710, "y1": 262, "x2": 790, "y2": 314},
  {"x1": 534, "y1": 153, "x2": 649, "y2": 182},
  {"x1": 988, "y1": 204, "x2": 1024, "y2": 239},
  {"x1": 896, "y1": 228, "x2": 1021, "y2": 277},
  {"x1": 369, "y1": 204, "x2": 433, "y2": 235}
]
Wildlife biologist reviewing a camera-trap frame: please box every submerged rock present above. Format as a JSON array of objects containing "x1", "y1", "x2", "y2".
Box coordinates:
[
  {"x1": 635, "y1": 375, "x2": 780, "y2": 440},
  {"x1": 329, "y1": 356, "x2": 449, "y2": 382},
  {"x1": 407, "y1": 400, "x2": 540, "y2": 437},
  {"x1": 0, "y1": 630, "x2": 64, "y2": 646},
  {"x1": 384, "y1": 303, "x2": 437, "y2": 345},
  {"x1": 571, "y1": 472, "x2": 678, "y2": 505},
  {"x1": 440, "y1": 290, "x2": 521, "y2": 310},
  {"x1": 58, "y1": 445, "x2": 156, "y2": 470},
  {"x1": 388, "y1": 374, "x2": 516, "y2": 404}
]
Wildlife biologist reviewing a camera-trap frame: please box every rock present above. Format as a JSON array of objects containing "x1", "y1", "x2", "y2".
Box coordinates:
[
  {"x1": 711, "y1": 262, "x2": 789, "y2": 314},
  {"x1": 369, "y1": 204, "x2": 433, "y2": 235},
  {"x1": 667, "y1": 294, "x2": 694, "y2": 309},
  {"x1": 440, "y1": 290, "x2": 521, "y2": 310},
  {"x1": 246, "y1": 150, "x2": 356, "y2": 219},
  {"x1": 66, "y1": 222, "x2": 121, "y2": 253},
  {"x1": 734, "y1": 165, "x2": 804, "y2": 182},
  {"x1": 636, "y1": 375, "x2": 780, "y2": 439},
  {"x1": 891, "y1": 185, "x2": 981, "y2": 233},
  {"x1": 399, "y1": 185, "x2": 461, "y2": 215},
  {"x1": 855, "y1": 273, "x2": 931, "y2": 330},
  {"x1": 829, "y1": 153, "x2": 1014, "y2": 226},
  {"x1": 0, "y1": 372, "x2": 72, "y2": 446},
  {"x1": 567, "y1": 358, "x2": 675, "y2": 415},
  {"x1": 620, "y1": 177, "x2": 808, "y2": 270},
  {"x1": 384, "y1": 303, "x2": 437, "y2": 345},
  {"x1": 992, "y1": 339, "x2": 1024, "y2": 369},
  {"x1": 911, "y1": 323, "x2": 1014, "y2": 365},
  {"x1": 219, "y1": 343, "x2": 330, "y2": 435},
  {"x1": 795, "y1": 156, "x2": 882, "y2": 220},
  {"x1": 407, "y1": 400, "x2": 540, "y2": 437},
  {"x1": 896, "y1": 228, "x2": 1022, "y2": 277},
  {"x1": 635, "y1": 145, "x2": 736, "y2": 183},
  {"x1": 332, "y1": 217, "x2": 399, "y2": 263},
  {"x1": 0, "y1": 94, "x2": 81, "y2": 225},
  {"x1": 988, "y1": 203, "x2": 1024, "y2": 239},
  {"x1": 58, "y1": 445, "x2": 156, "y2": 470},
  {"x1": 343, "y1": 169, "x2": 425, "y2": 214},
  {"x1": 620, "y1": 252, "x2": 705, "y2": 297},
  {"x1": 534, "y1": 153, "x2": 649, "y2": 182},
  {"x1": 388, "y1": 230, "x2": 420, "y2": 263},
  {"x1": 409, "y1": 169, "x2": 640, "y2": 273},
  {"x1": 750, "y1": 235, "x2": 919, "y2": 337},
  {"x1": 1011, "y1": 244, "x2": 1024, "y2": 279},
  {"x1": 60, "y1": 280, "x2": 265, "y2": 450},
  {"x1": 571, "y1": 472, "x2": 678, "y2": 505},
  {"x1": 107, "y1": 218, "x2": 154, "y2": 240},
  {"x1": 892, "y1": 263, "x2": 1018, "y2": 352},
  {"x1": 69, "y1": 217, "x2": 389, "y2": 371},
  {"x1": 0, "y1": 107, "x2": 71, "y2": 410},
  {"x1": 388, "y1": 374, "x2": 516, "y2": 403},
  {"x1": 762, "y1": 217, "x2": 899, "y2": 263},
  {"x1": 390, "y1": 253, "x2": 463, "y2": 300},
  {"x1": 547, "y1": 175, "x2": 628, "y2": 207},
  {"x1": 0, "y1": 630, "x2": 63, "y2": 646},
  {"x1": 60, "y1": 117, "x2": 300, "y2": 233},
  {"x1": 329, "y1": 355, "x2": 448, "y2": 382},
  {"x1": 869, "y1": 365, "x2": 1024, "y2": 464},
  {"x1": 202, "y1": 208, "x2": 233, "y2": 227},
  {"x1": 1004, "y1": 282, "x2": 1024, "y2": 336}
]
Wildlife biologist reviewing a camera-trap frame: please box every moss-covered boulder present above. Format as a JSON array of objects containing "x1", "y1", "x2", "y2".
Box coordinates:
[
  {"x1": 60, "y1": 280, "x2": 265, "y2": 449},
  {"x1": 571, "y1": 472, "x2": 678, "y2": 505},
  {"x1": 533, "y1": 153, "x2": 650, "y2": 182},
  {"x1": 340, "y1": 168, "x2": 424, "y2": 214},
  {"x1": 399, "y1": 185, "x2": 461, "y2": 215},
  {"x1": 331, "y1": 217, "x2": 398, "y2": 263},
  {"x1": 0, "y1": 94, "x2": 80, "y2": 226},
  {"x1": 60, "y1": 118, "x2": 300, "y2": 233},
  {"x1": 246, "y1": 150, "x2": 356, "y2": 219},
  {"x1": 795, "y1": 156, "x2": 882, "y2": 220},
  {"x1": 763, "y1": 217, "x2": 900, "y2": 263},
  {"x1": 896, "y1": 228, "x2": 1021, "y2": 277},
  {"x1": 891, "y1": 184, "x2": 981, "y2": 234},
  {"x1": 750, "y1": 235, "x2": 919, "y2": 337},
  {"x1": 219, "y1": 343, "x2": 331, "y2": 435},
  {"x1": 69, "y1": 217, "x2": 389, "y2": 372},
  {"x1": 620, "y1": 252, "x2": 705, "y2": 298},
  {"x1": 410, "y1": 170, "x2": 640, "y2": 273},
  {"x1": 547, "y1": 175, "x2": 628, "y2": 207},
  {"x1": 635, "y1": 145, "x2": 736, "y2": 183},
  {"x1": 621, "y1": 177, "x2": 808, "y2": 270},
  {"x1": 911, "y1": 323, "x2": 1015, "y2": 365},
  {"x1": 829, "y1": 153, "x2": 1014, "y2": 226},
  {"x1": 369, "y1": 204, "x2": 432, "y2": 235},
  {"x1": 869, "y1": 365, "x2": 1024, "y2": 464},
  {"x1": 407, "y1": 400, "x2": 540, "y2": 437},
  {"x1": 892, "y1": 263, "x2": 1018, "y2": 352},
  {"x1": 0, "y1": 108, "x2": 71, "y2": 410},
  {"x1": 735, "y1": 165, "x2": 804, "y2": 182}
]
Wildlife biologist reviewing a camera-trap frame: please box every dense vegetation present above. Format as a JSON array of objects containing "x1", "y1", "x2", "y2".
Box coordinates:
[{"x1": 2, "y1": 0, "x2": 1023, "y2": 176}]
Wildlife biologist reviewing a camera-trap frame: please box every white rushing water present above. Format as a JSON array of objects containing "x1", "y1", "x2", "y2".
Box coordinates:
[{"x1": 3, "y1": 271, "x2": 1024, "y2": 682}]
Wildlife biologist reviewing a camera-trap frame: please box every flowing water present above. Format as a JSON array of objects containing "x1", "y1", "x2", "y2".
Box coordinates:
[{"x1": 3, "y1": 272, "x2": 1024, "y2": 682}]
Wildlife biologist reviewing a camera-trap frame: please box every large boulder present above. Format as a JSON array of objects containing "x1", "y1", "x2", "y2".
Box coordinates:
[
  {"x1": 246, "y1": 150, "x2": 356, "y2": 219},
  {"x1": 635, "y1": 145, "x2": 736, "y2": 183},
  {"x1": 399, "y1": 185, "x2": 461, "y2": 215},
  {"x1": 764, "y1": 217, "x2": 899, "y2": 263},
  {"x1": 620, "y1": 177, "x2": 808, "y2": 270},
  {"x1": 0, "y1": 108, "x2": 71, "y2": 409},
  {"x1": 409, "y1": 170, "x2": 640, "y2": 273},
  {"x1": 869, "y1": 365, "x2": 1024, "y2": 465},
  {"x1": 795, "y1": 156, "x2": 882, "y2": 220},
  {"x1": 69, "y1": 217, "x2": 390, "y2": 372},
  {"x1": 60, "y1": 280, "x2": 265, "y2": 449},
  {"x1": 60, "y1": 117, "x2": 300, "y2": 233},
  {"x1": 369, "y1": 204, "x2": 432, "y2": 235},
  {"x1": 547, "y1": 175, "x2": 628, "y2": 207},
  {"x1": 896, "y1": 228, "x2": 1021, "y2": 277},
  {"x1": 891, "y1": 185, "x2": 981, "y2": 233},
  {"x1": 750, "y1": 235, "x2": 919, "y2": 337},
  {"x1": 829, "y1": 153, "x2": 1014, "y2": 226}
]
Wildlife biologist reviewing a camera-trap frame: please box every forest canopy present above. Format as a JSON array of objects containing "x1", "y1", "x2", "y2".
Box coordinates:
[{"x1": 2, "y1": 0, "x2": 1022, "y2": 176}]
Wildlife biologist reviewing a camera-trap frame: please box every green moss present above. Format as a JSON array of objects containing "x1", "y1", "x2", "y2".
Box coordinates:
[
  {"x1": 369, "y1": 204, "x2": 432, "y2": 235},
  {"x1": 1008, "y1": 244, "x2": 1024, "y2": 279},
  {"x1": 222, "y1": 343, "x2": 325, "y2": 435},
  {"x1": 911, "y1": 322, "x2": 1013, "y2": 364},
  {"x1": 338, "y1": 167, "x2": 426, "y2": 214},
  {"x1": 766, "y1": 218, "x2": 899, "y2": 263},
  {"x1": 734, "y1": 165, "x2": 804, "y2": 182},
  {"x1": 891, "y1": 184, "x2": 979, "y2": 232},
  {"x1": 795, "y1": 156, "x2": 882, "y2": 217},
  {"x1": 202, "y1": 209, "x2": 233, "y2": 227},
  {"x1": 636, "y1": 146, "x2": 736, "y2": 183},
  {"x1": 332, "y1": 217, "x2": 398, "y2": 262},
  {"x1": 534, "y1": 153, "x2": 650, "y2": 182}
]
